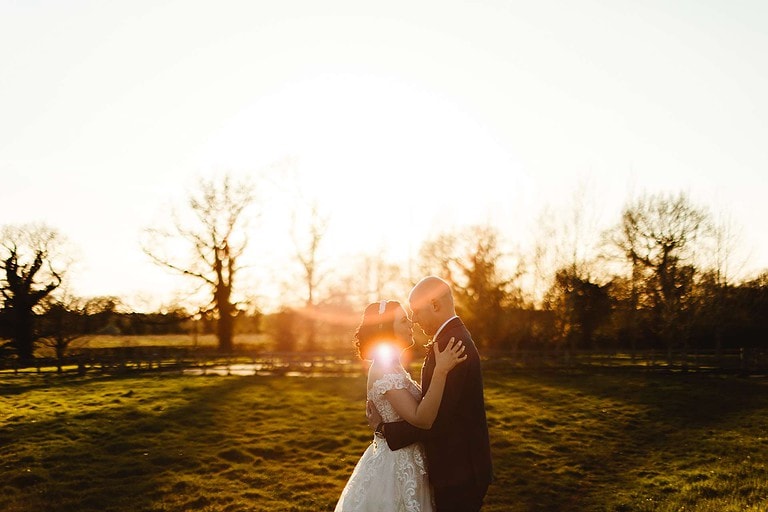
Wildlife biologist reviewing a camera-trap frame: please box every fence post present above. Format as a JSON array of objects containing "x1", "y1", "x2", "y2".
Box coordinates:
[{"x1": 740, "y1": 347, "x2": 750, "y2": 374}]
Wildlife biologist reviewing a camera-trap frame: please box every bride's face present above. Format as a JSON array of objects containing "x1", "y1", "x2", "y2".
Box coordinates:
[{"x1": 393, "y1": 307, "x2": 414, "y2": 350}]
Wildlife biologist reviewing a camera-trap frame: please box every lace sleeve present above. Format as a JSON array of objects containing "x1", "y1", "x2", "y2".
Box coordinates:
[{"x1": 371, "y1": 372, "x2": 408, "y2": 396}]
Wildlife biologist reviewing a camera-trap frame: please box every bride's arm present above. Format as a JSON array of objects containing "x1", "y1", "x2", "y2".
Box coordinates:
[{"x1": 384, "y1": 338, "x2": 465, "y2": 429}]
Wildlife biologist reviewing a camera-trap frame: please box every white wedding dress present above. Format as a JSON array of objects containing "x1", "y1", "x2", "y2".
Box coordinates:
[{"x1": 335, "y1": 369, "x2": 434, "y2": 512}]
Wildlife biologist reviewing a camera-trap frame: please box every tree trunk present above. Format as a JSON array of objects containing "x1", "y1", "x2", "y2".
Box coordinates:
[
  {"x1": 217, "y1": 300, "x2": 234, "y2": 353},
  {"x1": 11, "y1": 308, "x2": 35, "y2": 362}
]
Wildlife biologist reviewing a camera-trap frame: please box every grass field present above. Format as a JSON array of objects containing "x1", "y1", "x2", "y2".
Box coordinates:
[{"x1": 1, "y1": 365, "x2": 767, "y2": 511}]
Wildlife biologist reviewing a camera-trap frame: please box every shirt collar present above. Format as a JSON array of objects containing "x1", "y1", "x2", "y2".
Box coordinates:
[{"x1": 433, "y1": 315, "x2": 459, "y2": 342}]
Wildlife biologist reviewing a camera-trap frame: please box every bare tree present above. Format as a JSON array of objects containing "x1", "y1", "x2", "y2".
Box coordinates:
[
  {"x1": 418, "y1": 231, "x2": 460, "y2": 284},
  {"x1": 605, "y1": 192, "x2": 710, "y2": 355},
  {"x1": 142, "y1": 174, "x2": 256, "y2": 353},
  {"x1": 700, "y1": 212, "x2": 745, "y2": 356},
  {"x1": 326, "y1": 254, "x2": 408, "y2": 311},
  {"x1": 530, "y1": 179, "x2": 606, "y2": 306},
  {"x1": 290, "y1": 201, "x2": 329, "y2": 351},
  {"x1": 0, "y1": 224, "x2": 66, "y2": 361}
]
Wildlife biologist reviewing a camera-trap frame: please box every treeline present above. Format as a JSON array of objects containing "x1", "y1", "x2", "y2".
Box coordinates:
[
  {"x1": 461, "y1": 270, "x2": 768, "y2": 354},
  {"x1": 1, "y1": 188, "x2": 767, "y2": 363},
  {"x1": 413, "y1": 193, "x2": 768, "y2": 356}
]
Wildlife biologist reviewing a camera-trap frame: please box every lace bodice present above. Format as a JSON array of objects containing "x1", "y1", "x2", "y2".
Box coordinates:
[{"x1": 367, "y1": 370, "x2": 422, "y2": 423}]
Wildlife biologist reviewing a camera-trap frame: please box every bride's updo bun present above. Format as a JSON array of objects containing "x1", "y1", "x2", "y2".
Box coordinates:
[{"x1": 354, "y1": 300, "x2": 400, "y2": 360}]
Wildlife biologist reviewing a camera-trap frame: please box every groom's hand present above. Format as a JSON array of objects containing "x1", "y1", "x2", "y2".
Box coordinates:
[{"x1": 366, "y1": 400, "x2": 382, "y2": 431}]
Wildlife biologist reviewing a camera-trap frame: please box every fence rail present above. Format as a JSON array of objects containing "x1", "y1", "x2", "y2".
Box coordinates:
[
  {"x1": 484, "y1": 347, "x2": 768, "y2": 375},
  {"x1": 0, "y1": 347, "x2": 365, "y2": 377},
  {"x1": 1, "y1": 347, "x2": 766, "y2": 377}
]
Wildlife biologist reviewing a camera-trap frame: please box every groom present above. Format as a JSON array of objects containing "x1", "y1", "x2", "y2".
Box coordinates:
[{"x1": 368, "y1": 276, "x2": 493, "y2": 511}]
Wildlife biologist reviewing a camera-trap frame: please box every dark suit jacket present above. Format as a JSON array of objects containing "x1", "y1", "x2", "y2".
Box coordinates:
[{"x1": 384, "y1": 317, "x2": 493, "y2": 489}]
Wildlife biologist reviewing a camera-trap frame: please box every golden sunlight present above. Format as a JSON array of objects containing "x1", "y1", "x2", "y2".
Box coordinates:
[
  {"x1": 373, "y1": 342, "x2": 398, "y2": 364},
  {"x1": 191, "y1": 72, "x2": 527, "y2": 299}
]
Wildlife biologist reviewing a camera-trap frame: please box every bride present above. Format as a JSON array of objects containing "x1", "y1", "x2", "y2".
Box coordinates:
[{"x1": 334, "y1": 300, "x2": 466, "y2": 512}]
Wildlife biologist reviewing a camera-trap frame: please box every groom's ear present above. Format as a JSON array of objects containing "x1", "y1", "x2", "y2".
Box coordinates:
[{"x1": 430, "y1": 299, "x2": 440, "y2": 312}]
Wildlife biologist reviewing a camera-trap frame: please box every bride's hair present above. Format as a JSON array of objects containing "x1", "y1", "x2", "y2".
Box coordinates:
[{"x1": 354, "y1": 300, "x2": 401, "y2": 360}]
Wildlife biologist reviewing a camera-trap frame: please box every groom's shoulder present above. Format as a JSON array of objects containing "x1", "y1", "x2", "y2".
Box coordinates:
[
  {"x1": 444, "y1": 316, "x2": 469, "y2": 335},
  {"x1": 452, "y1": 317, "x2": 483, "y2": 348},
  {"x1": 439, "y1": 317, "x2": 473, "y2": 344}
]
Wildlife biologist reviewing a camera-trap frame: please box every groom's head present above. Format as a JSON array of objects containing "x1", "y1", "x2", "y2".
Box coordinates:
[{"x1": 408, "y1": 276, "x2": 456, "y2": 337}]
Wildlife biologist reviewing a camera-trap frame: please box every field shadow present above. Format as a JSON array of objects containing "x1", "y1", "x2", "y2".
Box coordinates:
[
  {"x1": 482, "y1": 367, "x2": 768, "y2": 511},
  {"x1": 507, "y1": 368, "x2": 768, "y2": 429},
  {"x1": 0, "y1": 372, "x2": 136, "y2": 396},
  {"x1": 2, "y1": 374, "x2": 265, "y2": 512}
]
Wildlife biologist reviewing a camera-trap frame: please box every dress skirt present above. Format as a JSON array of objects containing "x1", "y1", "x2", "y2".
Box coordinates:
[{"x1": 334, "y1": 434, "x2": 434, "y2": 512}]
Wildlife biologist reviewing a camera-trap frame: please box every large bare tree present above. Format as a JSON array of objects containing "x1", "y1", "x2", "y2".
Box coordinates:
[
  {"x1": 0, "y1": 224, "x2": 65, "y2": 361},
  {"x1": 142, "y1": 174, "x2": 256, "y2": 353},
  {"x1": 605, "y1": 192, "x2": 710, "y2": 353}
]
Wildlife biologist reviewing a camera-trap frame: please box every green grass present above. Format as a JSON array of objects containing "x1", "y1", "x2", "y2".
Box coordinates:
[{"x1": 1, "y1": 366, "x2": 767, "y2": 511}]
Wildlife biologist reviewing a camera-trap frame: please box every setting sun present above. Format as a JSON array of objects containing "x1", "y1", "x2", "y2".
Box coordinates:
[{"x1": 194, "y1": 72, "x2": 527, "y2": 263}]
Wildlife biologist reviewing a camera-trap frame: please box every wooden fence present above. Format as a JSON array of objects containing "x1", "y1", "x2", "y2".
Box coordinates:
[
  {"x1": 1, "y1": 347, "x2": 766, "y2": 377},
  {"x1": 0, "y1": 347, "x2": 365, "y2": 377},
  {"x1": 484, "y1": 347, "x2": 768, "y2": 375}
]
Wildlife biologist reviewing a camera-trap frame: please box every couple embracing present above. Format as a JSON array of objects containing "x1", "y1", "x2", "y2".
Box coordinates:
[{"x1": 335, "y1": 276, "x2": 493, "y2": 512}]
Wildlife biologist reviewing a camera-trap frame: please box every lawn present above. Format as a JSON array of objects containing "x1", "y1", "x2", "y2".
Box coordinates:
[{"x1": 1, "y1": 365, "x2": 767, "y2": 511}]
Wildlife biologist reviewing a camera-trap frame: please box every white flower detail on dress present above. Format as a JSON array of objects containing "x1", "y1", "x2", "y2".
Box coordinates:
[{"x1": 335, "y1": 370, "x2": 432, "y2": 511}]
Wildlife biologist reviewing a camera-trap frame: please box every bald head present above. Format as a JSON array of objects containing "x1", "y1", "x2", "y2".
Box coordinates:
[
  {"x1": 409, "y1": 276, "x2": 452, "y2": 307},
  {"x1": 408, "y1": 276, "x2": 456, "y2": 336}
]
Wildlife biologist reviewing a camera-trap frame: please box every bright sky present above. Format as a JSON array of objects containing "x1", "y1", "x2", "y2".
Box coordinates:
[{"x1": 1, "y1": 0, "x2": 767, "y2": 311}]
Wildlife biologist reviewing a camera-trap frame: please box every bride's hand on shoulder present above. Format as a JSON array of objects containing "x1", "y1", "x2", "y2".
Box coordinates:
[{"x1": 434, "y1": 337, "x2": 467, "y2": 374}]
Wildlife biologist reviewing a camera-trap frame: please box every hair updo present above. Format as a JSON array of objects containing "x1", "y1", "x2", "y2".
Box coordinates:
[{"x1": 354, "y1": 300, "x2": 402, "y2": 361}]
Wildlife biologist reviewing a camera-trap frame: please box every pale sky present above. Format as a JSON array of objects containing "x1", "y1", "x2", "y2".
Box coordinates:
[{"x1": 1, "y1": 0, "x2": 767, "y2": 311}]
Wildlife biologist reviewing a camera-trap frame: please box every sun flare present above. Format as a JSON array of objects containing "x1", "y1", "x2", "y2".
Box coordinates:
[{"x1": 373, "y1": 342, "x2": 398, "y2": 364}]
